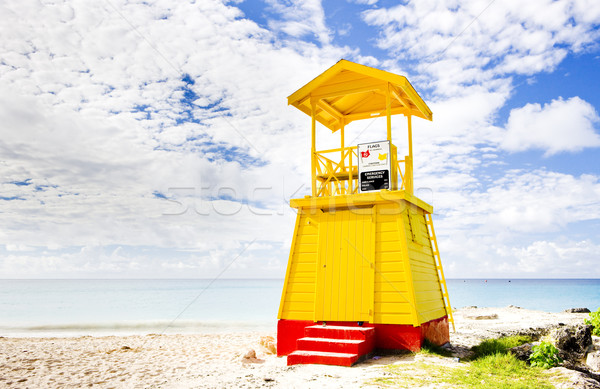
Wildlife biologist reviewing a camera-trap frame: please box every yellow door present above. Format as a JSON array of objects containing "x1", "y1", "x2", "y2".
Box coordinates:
[{"x1": 314, "y1": 208, "x2": 375, "y2": 322}]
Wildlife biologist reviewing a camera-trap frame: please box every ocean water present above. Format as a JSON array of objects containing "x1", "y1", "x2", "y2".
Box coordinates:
[
  {"x1": 0, "y1": 279, "x2": 283, "y2": 337},
  {"x1": 0, "y1": 279, "x2": 598, "y2": 337},
  {"x1": 446, "y1": 279, "x2": 600, "y2": 313}
]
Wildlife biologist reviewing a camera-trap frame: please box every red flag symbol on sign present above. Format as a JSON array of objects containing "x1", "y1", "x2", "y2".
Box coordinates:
[{"x1": 360, "y1": 150, "x2": 370, "y2": 158}]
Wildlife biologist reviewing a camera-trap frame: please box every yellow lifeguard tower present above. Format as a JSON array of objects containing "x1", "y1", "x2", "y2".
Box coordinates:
[{"x1": 277, "y1": 60, "x2": 453, "y2": 366}]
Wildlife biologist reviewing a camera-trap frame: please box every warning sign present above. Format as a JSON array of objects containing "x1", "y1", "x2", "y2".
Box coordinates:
[{"x1": 357, "y1": 141, "x2": 391, "y2": 193}]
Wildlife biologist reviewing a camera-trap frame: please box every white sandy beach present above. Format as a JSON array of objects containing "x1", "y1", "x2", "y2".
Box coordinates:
[{"x1": 0, "y1": 307, "x2": 594, "y2": 388}]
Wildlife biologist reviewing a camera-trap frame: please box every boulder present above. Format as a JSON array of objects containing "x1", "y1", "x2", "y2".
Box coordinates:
[
  {"x1": 552, "y1": 325, "x2": 593, "y2": 363},
  {"x1": 243, "y1": 349, "x2": 257, "y2": 359},
  {"x1": 564, "y1": 308, "x2": 591, "y2": 313},
  {"x1": 259, "y1": 336, "x2": 277, "y2": 355},
  {"x1": 587, "y1": 351, "x2": 600, "y2": 372},
  {"x1": 550, "y1": 367, "x2": 600, "y2": 389},
  {"x1": 509, "y1": 343, "x2": 533, "y2": 362}
]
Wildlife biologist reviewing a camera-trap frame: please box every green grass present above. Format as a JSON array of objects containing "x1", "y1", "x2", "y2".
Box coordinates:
[
  {"x1": 469, "y1": 335, "x2": 532, "y2": 359},
  {"x1": 368, "y1": 336, "x2": 557, "y2": 389},
  {"x1": 448, "y1": 353, "x2": 554, "y2": 389}
]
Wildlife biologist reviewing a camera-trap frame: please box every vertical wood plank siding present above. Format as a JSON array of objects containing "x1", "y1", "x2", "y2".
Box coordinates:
[
  {"x1": 279, "y1": 200, "x2": 445, "y2": 326},
  {"x1": 406, "y1": 207, "x2": 447, "y2": 323},
  {"x1": 280, "y1": 212, "x2": 318, "y2": 320}
]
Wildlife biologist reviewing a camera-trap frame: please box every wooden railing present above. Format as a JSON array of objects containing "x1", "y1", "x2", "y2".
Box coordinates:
[{"x1": 313, "y1": 144, "x2": 411, "y2": 197}]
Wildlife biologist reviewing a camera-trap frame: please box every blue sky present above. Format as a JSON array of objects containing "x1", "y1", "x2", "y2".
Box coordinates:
[{"x1": 0, "y1": 0, "x2": 599, "y2": 278}]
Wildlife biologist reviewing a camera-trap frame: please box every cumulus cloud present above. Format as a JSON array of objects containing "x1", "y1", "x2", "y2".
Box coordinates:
[
  {"x1": 434, "y1": 169, "x2": 600, "y2": 234},
  {"x1": 432, "y1": 169, "x2": 600, "y2": 278},
  {"x1": 0, "y1": 0, "x2": 599, "y2": 279},
  {"x1": 500, "y1": 97, "x2": 600, "y2": 155},
  {"x1": 350, "y1": 0, "x2": 378, "y2": 5},
  {"x1": 439, "y1": 235, "x2": 600, "y2": 278},
  {"x1": 0, "y1": 0, "x2": 343, "y2": 277},
  {"x1": 362, "y1": 0, "x2": 600, "y2": 96},
  {"x1": 264, "y1": 0, "x2": 332, "y2": 44},
  {"x1": 513, "y1": 240, "x2": 600, "y2": 275},
  {"x1": 0, "y1": 239, "x2": 290, "y2": 278}
]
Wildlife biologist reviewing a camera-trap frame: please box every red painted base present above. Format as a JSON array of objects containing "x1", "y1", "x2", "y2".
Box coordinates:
[{"x1": 277, "y1": 316, "x2": 449, "y2": 357}]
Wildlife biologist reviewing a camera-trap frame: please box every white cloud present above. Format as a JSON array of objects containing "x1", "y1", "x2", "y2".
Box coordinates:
[
  {"x1": 513, "y1": 240, "x2": 600, "y2": 275},
  {"x1": 362, "y1": 0, "x2": 600, "y2": 96},
  {"x1": 264, "y1": 0, "x2": 332, "y2": 44},
  {"x1": 500, "y1": 97, "x2": 600, "y2": 155},
  {"x1": 440, "y1": 235, "x2": 600, "y2": 278},
  {"x1": 0, "y1": 239, "x2": 291, "y2": 278},
  {"x1": 0, "y1": 0, "x2": 599, "y2": 280},
  {"x1": 350, "y1": 0, "x2": 378, "y2": 5},
  {"x1": 0, "y1": 0, "x2": 344, "y2": 277},
  {"x1": 446, "y1": 170, "x2": 600, "y2": 233},
  {"x1": 432, "y1": 169, "x2": 600, "y2": 278}
]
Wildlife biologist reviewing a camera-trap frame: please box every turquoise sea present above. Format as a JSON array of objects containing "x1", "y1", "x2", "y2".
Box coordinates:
[{"x1": 0, "y1": 279, "x2": 598, "y2": 337}]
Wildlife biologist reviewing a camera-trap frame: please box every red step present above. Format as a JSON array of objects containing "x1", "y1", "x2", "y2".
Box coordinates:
[
  {"x1": 287, "y1": 350, "x2": 359, "y2": 367},
  {"x1": 297, "y1": 337, "x2": 367, "y2": 354},
  {"x1": 287, "y1": 325, "x2": 375, "y2": 366},
  {"x1": 305, "y1": 325, "x2": 375, "y2": 340}
]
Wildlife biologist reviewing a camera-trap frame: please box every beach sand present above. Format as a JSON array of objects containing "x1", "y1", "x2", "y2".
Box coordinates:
[{"x1": 0, "y1": 307, "x2": 593, "y2": 388}]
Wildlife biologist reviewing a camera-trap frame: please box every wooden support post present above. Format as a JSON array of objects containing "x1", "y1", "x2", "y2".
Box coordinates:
[
  {"x1": 407, "y1": 115, "x2": 413, "y2": 195},
  {"x1": 386, "y1": 83, "x2": 392, "y2": 142},
  {"x1": 311, "y1": 99, "x2": 317, "y2": 197},
  {"x1": 340, "y1": 122, "x2": 345, "y2": 166},
  {"x1": 387, "y1": 83, "x2": 398, "y2": 190}
]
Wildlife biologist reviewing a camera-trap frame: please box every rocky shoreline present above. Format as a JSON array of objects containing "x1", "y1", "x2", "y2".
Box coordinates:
[{"x1": 449, "y1": 306, "x2": 600, "y2": 388}]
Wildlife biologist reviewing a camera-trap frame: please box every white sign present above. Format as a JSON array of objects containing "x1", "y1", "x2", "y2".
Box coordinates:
[{"x1": 357, "y1": 140, "x2": 391, "y2": 193}]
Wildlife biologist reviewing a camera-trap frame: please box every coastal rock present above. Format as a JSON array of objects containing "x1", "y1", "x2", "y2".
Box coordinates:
[
  {"x1": 259, "y1": 336, "x2": 277, "y2": 355},
  {"x1": 552, "y1": 325, "x2": 592, "y2": 363},
  {"x1": 564, "y1": 308, "x2": 591, "y2": 313},
  {"x1": 243, "y1": 349, "x2": 257, "y2": 360},
  {"x1": 550, "y1": 367, "x2": 600, "y2": 389},
  {"x1": 509, "y1": 343, "x2": 533, "y2": 361},
  {"x1": 587, "y1": 351, "x2": 600, "y2": 372},
  {"x1": 464, "y1": 314, "x2": 498, "y2": 320}
]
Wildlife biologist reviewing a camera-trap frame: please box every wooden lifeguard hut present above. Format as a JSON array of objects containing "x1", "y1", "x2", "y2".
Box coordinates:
[{"x1": 277, "y1": 60, "x2": 454, "y2": 366}]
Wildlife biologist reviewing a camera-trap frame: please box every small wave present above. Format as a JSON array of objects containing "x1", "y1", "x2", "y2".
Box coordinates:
[{"x1": 0, "y1": 319, "x2": 276, "y2": 337}]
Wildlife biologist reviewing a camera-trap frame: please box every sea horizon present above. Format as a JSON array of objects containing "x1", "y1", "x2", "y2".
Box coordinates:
[{"x1": 1, "y1": 278, "x2": 598, "y2": 338}]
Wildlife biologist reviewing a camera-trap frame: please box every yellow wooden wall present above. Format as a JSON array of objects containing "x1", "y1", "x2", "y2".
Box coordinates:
[
  {"x1": 278, "y1": 200, "x2": 447, "y2": 326},
  {"x1": 373, "y1": 202, "x2": 413, "y2": 325},
  {"x1": 404, "y1": 206, "x2": 447, "y2": 324},
  {"x1": 278, "y1": 212, "x2": 318, "y2": 321}
]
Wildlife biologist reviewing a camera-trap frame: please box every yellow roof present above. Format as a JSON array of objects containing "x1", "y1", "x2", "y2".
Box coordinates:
[{"x1": 288, "y1": 59, "x2": 432, "y2": 132}]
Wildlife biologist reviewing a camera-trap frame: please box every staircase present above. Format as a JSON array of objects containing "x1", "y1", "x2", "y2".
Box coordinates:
[{"x1": 287, "y1": 325, "x2": 375, "y2": 366}]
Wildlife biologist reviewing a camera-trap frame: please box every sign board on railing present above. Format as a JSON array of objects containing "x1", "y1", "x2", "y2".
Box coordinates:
[{"x1": 357, "y1": 140, "x2": 391, "y2": 193}]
